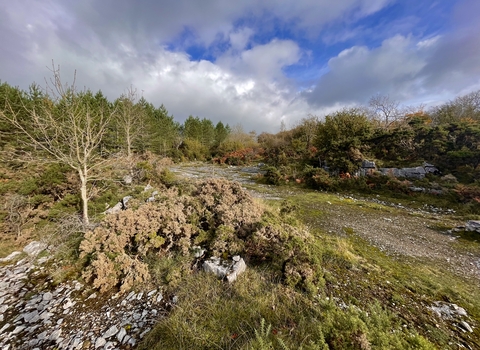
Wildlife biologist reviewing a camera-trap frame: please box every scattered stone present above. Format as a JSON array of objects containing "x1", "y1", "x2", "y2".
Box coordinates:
[
  {"x1": 36, "y1": 256, "x2": 49, "y2": 265},
  {"x1": 0, "y1": 251, "x2": 22, "y2": 263},
  {"x1": 23, "y1": 310, "x2": 39, "y2": 323},
  {"x1": 94, "y1": 337, "x2": 106, "y2": 349},
  {"x1": 192, "y1": 245, "x2": 206, "y2": 258},
  {"x1": 431, "y1": 301, "x2": 470, "y2": 320},
  {"x1": 122, "y1": 335, "x2": 131, "y2": 345},
  {"x1": 116, "y1": 327, "x2": 126, "y2": 343},
  {"x1": 105, "y1": 202, "x2": 123, "y2": 215},
  {"x1": 0, "y1": 323, "x2": 11, "y2": 333},
  {"x1": 123, "y1": 174, "x2": 133, "y2": 185},
  {"x1": 465, "y1": 220, "x2": 480, "y2": 233},
  {"x1": 0, "y1": 255, "x2": 166, "y2": 350},
  {"x1": 11, "y1": 326, "x2": 25, "y2": 335},
  {"x1": 103, "y1": 325, "x2": 119, "y2": 339},
  {"x1": 49, "y1": 329, "x2": 62, "y2": 341},
  {"x1": 122, "y1": 196, "x2": 132, "y2": 209},
  {"x1": 63, "y1": 298, "x2": 75, "y2": 309},
  {"x1": 227, "y1": 256, "x2": 246, "y2": 283},
  {"x1": 156, "y1": 293, "x2": 163, "y2": 303},
  {"x1": 139, "y1": 327, "x2": 151, "y2": 338},
  {"x1": 71, "y1": 337, "x2": 83, "y2": 348},
  {"x1": 23, "y1": 241, "x2": 47, "y2": 257},
  {"x1": 459, "y1": 321, "x2": 473, "y2": 333},
  {"x1": 87, "y1": 292, "x2": 97, "y2": 300},
  {"x1": 42, "y1": 292, "x2": 53, "y2": 302},
  {"x1": 104, "y1": 341, "x2": 116, "y2": 349}
]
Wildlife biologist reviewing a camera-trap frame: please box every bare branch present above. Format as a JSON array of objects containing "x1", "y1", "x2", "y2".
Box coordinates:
[{"x1": 0, "y1": 65, "x2": 115, "y2": 225}]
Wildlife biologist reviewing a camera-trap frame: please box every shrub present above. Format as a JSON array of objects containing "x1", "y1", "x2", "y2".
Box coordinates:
[
  {"x1": 264, "y1": 166, "x2": 286, "y2": 185},
  {"x1": 213, "y1": 147, "x2": 264, "y2": 165},
  {"x1": 303, "y1": 166, "x2": 338, "y2": 191},
  {"x1": 79, "y1": 178, "x2": 324, "y2": 294}
]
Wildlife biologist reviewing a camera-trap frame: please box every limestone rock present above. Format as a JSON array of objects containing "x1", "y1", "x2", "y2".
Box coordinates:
[
  {"x1": 94, "y1": 337, "x2": 106, "y2": 349},
  {"x1": 23, "y1": 242, "x2": 47, "y2": 257},
  {"x1": 465, "y1": 220, "x2": 480, "y2": 233},
  {"x1": 116, "y1": 327, "x2": 126, "y2": 343},
  {"x1": 203, "y1": 256, "x2": 247, "y2": 283},
  {"x1": 123, "y1": 174, "x2": 133, "y2": 185},
  {"x1": 0, "y1": 251, "x2": 22, "y2": 263},
  {"x1": 0, "y1": 242, "x2": 167, "y2": 350},
  {"x1": 104, "y1": 202, "x2": 122, "y2": 215},
  {"x1": 459, "y1": 321, "x2": 473, "y2": 333},
  {"x1": 103, "y1": 325, "x2": 118, "y2": 339}
]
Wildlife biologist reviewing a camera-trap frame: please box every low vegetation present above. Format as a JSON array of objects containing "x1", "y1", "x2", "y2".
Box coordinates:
[{"x1": 1, "y1": 72, "x2": 480, "y2": 349}]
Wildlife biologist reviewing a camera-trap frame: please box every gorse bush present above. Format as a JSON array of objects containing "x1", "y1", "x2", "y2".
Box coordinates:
[{"x1": 79, "y1": 178, "x2": 323, "y2": 293}]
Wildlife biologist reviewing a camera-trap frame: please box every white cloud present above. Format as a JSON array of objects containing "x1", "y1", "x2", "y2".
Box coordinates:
[
  {"x1": 217, "y1": 39, "x2": 301, "y2": 81},
  {"x1": 306, "y1": 35, "x2": 427, "y2": 105},
  {"x1": 305, "y1": 24, "x2": 480, "y2": 110},
  {"x1": 229, "y1": 28, "x2": 254, "y2": 51},
  {"x1": 1, "y1": 0, "x2": 479, "y2": 133}
]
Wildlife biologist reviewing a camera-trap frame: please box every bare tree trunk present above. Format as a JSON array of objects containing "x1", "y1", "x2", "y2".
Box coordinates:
[
  {"x1": 78, "y1": 168, "x2": 89, "y2": 226},
  {"x1": 126, "y1": 128, "x2": 132, "y2": 160}
]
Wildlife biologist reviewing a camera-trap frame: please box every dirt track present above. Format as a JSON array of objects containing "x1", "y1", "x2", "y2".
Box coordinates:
[{"x1": 171, "y1": 163, "x2": 480, "y2": 283}]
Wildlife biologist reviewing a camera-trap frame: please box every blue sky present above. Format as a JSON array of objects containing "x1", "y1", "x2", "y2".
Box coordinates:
[{"x1": 0, "y1": 0, "x2": 478, "y2": 132}]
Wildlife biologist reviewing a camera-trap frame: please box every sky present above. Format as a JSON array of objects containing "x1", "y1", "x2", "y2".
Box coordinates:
[{"x1": 1, "y1": 0, "x2": 479, "y2": 132}]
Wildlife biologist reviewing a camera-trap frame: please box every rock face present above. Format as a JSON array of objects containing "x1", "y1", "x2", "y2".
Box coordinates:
[
  {"x1": 203, "y1": 256, "x2": 246, "y2": 283},
  {"x1": 379, "y1": 166, "x2": 427, "y2": 179},
  {"x1": 0, "y1": 253, "x2": 167, "y2": 349},
  {"x1": 378, "y1": 162, "x2": 439, "y2": 179},
  {"x1": 465, "y1": 220, "x2": 480, "y2": 234}
]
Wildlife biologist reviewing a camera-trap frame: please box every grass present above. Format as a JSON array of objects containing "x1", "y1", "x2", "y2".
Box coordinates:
[
  {"x1": 140, "y1": 267, "x2": 436, "y2": 350},
  {"x1": 2, "y1": 161, "x2": 479, "y2": 349},
  {"x1": 292, "y1": 190, "x2": 480, "y2": 348},
  {"x1": 138, "y1": 188, "x2": 480, "y2": 349}
]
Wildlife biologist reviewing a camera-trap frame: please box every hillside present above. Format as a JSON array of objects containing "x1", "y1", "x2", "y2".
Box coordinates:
[
  {"x1": 1, "y1": 76, "x2": 480, "y2": 349},
  {"x1": 1, "y1": 162, "x2": 479, "y2": 349}
]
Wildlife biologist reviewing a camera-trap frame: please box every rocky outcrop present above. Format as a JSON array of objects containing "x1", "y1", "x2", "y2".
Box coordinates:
[
  {"x1": 23, "y1": 241, "x2": 48, "y2": 257},
  {"x1": 465, "y1": 220, "x2": 480, "y2": 234},
  {"x1": 452, "y1": 220, "x2": 480, "y2": 235},
  {"x1": 430, "y1": 301, "x2": 474, "y2": 334},
  {"x1": 203, "y1": 256, "x2": 247, "y2": 283},
  {"x1": 0, "y1": 253, "x2": 167, "y2": 349}
]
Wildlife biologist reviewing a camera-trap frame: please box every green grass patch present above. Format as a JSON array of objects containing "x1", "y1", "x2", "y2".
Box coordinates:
[{"x1": 140, "y1": 267, "x2": 433, "y2": 350}]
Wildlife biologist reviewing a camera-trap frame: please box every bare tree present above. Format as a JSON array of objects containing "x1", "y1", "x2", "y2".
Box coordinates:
[
  {"x1": 430, "y1": 89, "x2": 480, "y2": 124},
  {"x1": 0, "y1": 65, "x2": 115, "y2": 226},
  {"x1": 3, "y1": 194, "x2": 32, "y2": 239},
  {"x1": 115, "y1": 86, "x2": 145, "y2": 160},
  {"x1": 368, "y1": 94, "x2": 401, "y2": 128}
]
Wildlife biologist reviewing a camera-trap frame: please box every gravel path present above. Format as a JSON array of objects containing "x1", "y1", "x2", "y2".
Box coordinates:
[
  {"x1": 314, "y1": 199, "x2": 480, "y2": 282},
  {"x1": 171, "y1": 163, "x2": 480, "y2": 283}
]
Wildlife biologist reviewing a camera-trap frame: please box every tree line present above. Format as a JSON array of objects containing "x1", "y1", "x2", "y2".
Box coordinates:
[
  {"x1": 258, "y1": 91, "x2": 480, "y2": 185},
  {"x1": 0, "y1": 67, "x2": 244, "y2": 224},
  {"x1": 2, "y1": 66, "x2": 480, "y2": 223}
]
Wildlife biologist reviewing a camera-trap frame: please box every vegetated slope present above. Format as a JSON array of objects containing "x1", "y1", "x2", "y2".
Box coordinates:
[
  {"x1": 1, "y1": 160, "x2": 479, "y2": 349},
  {"x1": 159, "y1": 163, "x2": 480, "y2": 350}
]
